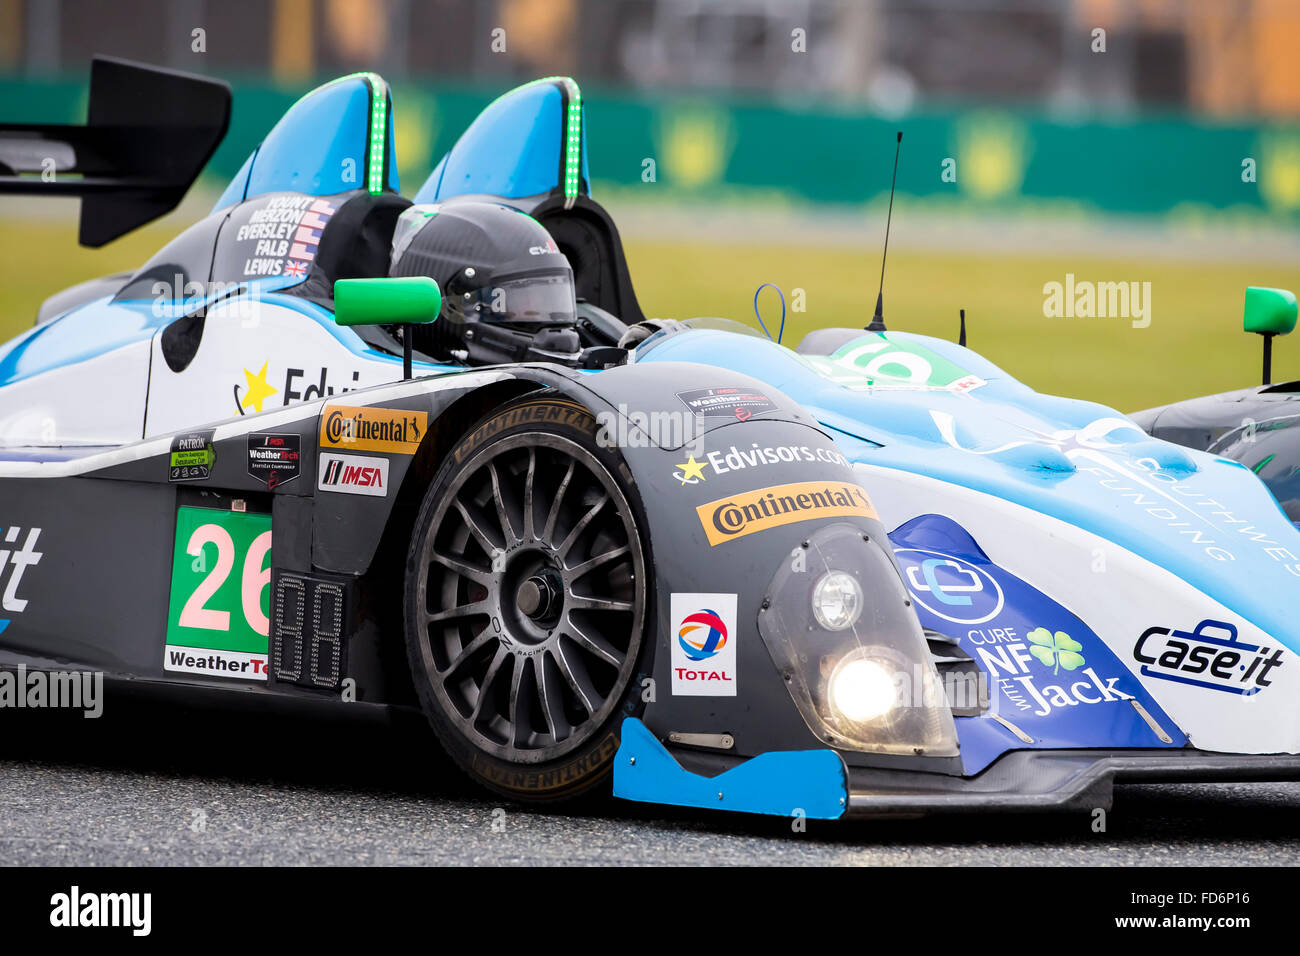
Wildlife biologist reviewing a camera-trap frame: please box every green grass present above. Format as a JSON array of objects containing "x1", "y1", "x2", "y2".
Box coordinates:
[{"x1": 2, "y1": 218, "x2": 1297, "y2": 412}]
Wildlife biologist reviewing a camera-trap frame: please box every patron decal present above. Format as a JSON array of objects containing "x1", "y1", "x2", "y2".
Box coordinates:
[{"x1": 169, "y1": 430, "x2": 215, "y2": 482}]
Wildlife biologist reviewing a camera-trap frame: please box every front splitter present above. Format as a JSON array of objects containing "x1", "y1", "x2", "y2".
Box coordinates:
[{"x1": 846, "y1": 748, "x2": 1300, "y2": 816}]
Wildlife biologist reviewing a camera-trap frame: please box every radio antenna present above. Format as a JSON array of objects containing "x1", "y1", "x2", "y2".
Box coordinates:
[
  {"x1": 959, "y1": 308, "x2": 967, "y2": 347},
  {"x1": 866, "y1": 130, "x2": 902, "y2": 333}
]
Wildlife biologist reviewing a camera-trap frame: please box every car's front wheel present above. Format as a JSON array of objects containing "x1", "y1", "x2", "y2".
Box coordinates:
[{"x1": 403, "y1": 397, "x2": 649, "y2": 801}]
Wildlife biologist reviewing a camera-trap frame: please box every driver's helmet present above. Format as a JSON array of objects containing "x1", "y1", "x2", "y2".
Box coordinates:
[{"x1": 389, "y1": 200, "x2": 576, "y2": 358}]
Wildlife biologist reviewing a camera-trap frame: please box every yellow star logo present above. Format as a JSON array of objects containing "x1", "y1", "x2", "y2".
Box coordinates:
[
  {"x1": 240, "y1": 362, "x2": 279, "y2": 414},
  {"x1": 674, "y1": 455, "x2": 708, "y2": 484}
]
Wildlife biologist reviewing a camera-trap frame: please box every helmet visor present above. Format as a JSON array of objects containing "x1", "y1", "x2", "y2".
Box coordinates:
[{"x1": 458, "y1": 272, "x2": 577, "y2": 326}]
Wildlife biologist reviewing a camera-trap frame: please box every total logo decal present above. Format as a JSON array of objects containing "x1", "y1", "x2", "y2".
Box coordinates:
[
  {"x1": 670, "y1": 593, "x2": 737, "y2": 696},
  {"x1": 318, "y1": 452, "x2": 388, "y2": 497},
  {"x1": 672, "y1": 443, "x2": 850, "y2": 485},
  {"x1": 1134, "y1": 619, "x2": 1283, "y2": 696},
  {"x1": 0, "y1": 526, "x2": 42, "y2": 636}
]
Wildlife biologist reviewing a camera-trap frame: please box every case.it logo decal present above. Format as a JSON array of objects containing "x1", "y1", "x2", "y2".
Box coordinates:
[
  {"x1": 670, "y1": 593, "x2": 737, "y2": 696},
  {"x1": 0, "y1": 527, "x2": 42, "y2": 636},
  {"x1": 1134, "y1": 619, "x2": 1283, "y2": 696},
  {"x1": 894, "y1": 549, "x2": 1004, "y2": 624},
  {"x1": 696, "y1": 481, "x2": 877, "y2": 546},
  {"x1": 318, "y1": 452, "x2": 388, "y2": 497},
  {"x1": 165, "y1": 507, "x2": 271, "y2": 681},
  {"x1": 321, "y1": 404, "x2": 427, "y2": 455}
]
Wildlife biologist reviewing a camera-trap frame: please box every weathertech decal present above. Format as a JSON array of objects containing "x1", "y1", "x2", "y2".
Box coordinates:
[
  {"x1": 318, "y1": 452, "x2": 388, "y2": 497},
  {"x1": 320, "y1": 404, "x2": 427, "y2": 455},
  {"x1": 695, "y1": 481, "x2": 878, "y2": 546},
  {"x1": 246, "y1": 433, "x2": 300, "y2": 490},
  {"x1": 677, "y1": 387, "x2": 775, "y2": 421}
]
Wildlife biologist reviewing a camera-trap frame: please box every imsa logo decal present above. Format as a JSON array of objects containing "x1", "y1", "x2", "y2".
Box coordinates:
[{"x1": 318, "y1": 452, "x2": 388, "y2": 497}]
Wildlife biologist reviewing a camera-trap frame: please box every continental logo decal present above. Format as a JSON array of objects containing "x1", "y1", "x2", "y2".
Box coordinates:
[
  {"x1": 320, "y1": 404, "x2": 427, "y2": 455},
  {"x1": 697, "y1": 481, "x2": 878, "y2": 546}
]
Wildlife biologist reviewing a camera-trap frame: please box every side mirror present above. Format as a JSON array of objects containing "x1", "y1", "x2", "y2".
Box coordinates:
[
  {"x1": 1243, "y1": 287, "x2": 1297, "y2": 386},
  {"x1": 334, "y1": 277, "x2": 441, "y2": 379}
]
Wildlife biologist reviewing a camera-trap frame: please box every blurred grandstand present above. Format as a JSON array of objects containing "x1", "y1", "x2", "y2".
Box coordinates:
[{"x1": 0, "y1": 0, "x2": 1297, "y2": 407}]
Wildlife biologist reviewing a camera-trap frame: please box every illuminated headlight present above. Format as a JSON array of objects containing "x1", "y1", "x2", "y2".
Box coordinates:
[
  {"x1": 757, "y1": 522, "x2": 959, "y2": 757},
  {"x1": 812, "y1": 571, "x2": 862, "y2": 631},
  {"x1": 828, "y1": 653, "x2": 896, "y2": 722}
]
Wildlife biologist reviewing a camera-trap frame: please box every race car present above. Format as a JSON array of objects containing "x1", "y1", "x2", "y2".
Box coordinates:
[
  {"x1": 1131, "y1": 288, "x2": 1299, "y2": 524},
  {"x1": 1, "y1": 58, "x2": 1298, "y2": 820}
]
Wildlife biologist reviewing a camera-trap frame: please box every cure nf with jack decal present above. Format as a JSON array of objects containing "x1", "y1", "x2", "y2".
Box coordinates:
[{"x1": 165, "y1": 507, "x2": 272, "y2": 680}]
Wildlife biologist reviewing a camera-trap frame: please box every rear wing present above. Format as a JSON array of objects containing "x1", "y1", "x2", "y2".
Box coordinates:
[{"x1": 0, "y1": 56, "x2": 230, "y2": 247}]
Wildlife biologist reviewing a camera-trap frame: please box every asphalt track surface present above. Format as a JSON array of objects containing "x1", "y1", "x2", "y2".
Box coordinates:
[{"x1": 2, "y1": 691, "x2": 1299, "y2": 866}]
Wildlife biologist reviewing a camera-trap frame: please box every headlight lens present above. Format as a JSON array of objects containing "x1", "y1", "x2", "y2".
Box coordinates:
[
  {"x1": 812, "y1": 570, "x2": 862, "y2": 631},
  {"x1": 757, "y1": 523, "x2": 959, "y2": 757},
  {"x1": 828, "y1": 652, "x2": 896, "y2": 722}
]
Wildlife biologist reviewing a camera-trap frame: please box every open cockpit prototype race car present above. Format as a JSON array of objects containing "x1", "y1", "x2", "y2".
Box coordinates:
[{"x1": 2, "y1": 57, "x2": 1299, "y2": 820}]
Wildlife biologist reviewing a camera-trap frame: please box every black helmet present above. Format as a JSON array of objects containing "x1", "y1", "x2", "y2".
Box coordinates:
[{"x1": 389, "y1": 201, "x2": 578, "y2": 361}]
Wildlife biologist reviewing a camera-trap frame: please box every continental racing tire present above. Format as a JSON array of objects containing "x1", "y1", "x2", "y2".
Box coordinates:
[{"x1": 403, "y1": 396, "x2": 651, "y2": 801}]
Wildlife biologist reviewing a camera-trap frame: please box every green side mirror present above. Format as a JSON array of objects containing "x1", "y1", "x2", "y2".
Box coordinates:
[
  {"x1": 1243, "y1": 286, "x2": 1297, "y2": 337},
  {"x1": 334, "y1": 276, "x2": 441, "y2": 327}
]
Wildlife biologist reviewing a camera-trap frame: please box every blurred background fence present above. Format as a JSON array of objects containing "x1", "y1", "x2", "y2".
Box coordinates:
[{"x1": 1, "y1": 0, "x2": 1298, "y2": 408}]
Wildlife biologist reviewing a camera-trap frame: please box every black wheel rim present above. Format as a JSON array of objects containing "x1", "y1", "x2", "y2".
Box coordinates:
[{"x1": 413, "y1": 431, "x2": 646, "y2": 764}]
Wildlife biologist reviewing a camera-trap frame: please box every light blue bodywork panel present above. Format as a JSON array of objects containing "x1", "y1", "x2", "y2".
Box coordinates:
[
  {"x1": 214, "y1": 73, "x2": 398, "y2": 212},
  {"x1": 416, "y1": 79, "x2": 579, "y2": 202}
]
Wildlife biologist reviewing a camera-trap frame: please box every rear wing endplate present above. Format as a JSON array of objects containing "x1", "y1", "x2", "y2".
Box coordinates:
[{"x1": 0, "y1": 56, "x2": 230, "y2": 247}]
